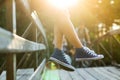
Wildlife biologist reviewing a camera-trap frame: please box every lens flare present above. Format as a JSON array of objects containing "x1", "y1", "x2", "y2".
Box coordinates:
[{"x1": 48, "y1": 0, "x2": 78, "y2": 9}]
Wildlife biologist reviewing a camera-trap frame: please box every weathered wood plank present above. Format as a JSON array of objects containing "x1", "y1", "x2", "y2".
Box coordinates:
[
  {"x1": 1, "y1": 66, "x2": 120, "y2": 80},
  {"x1": 0, "y1": 27, "x2": 46, "y2": 53},
  {"x1": 41, "y1": 67, "x2": 120, "y2": 80},
  {"x1": 93, "y1": 67, "x2": 116, "y2": 80},
  {"x1": 77, "y1": 68, "x2": 96, "y2": 80},
  {"x1": 0, "y1": 71, "x2": 6, "y2": 80},
  {"x1": 0, "y1": 60, "x2": 45, "y2": 80},
  {"x1": 17, "y1": 69, "x2": 34, "y2": 80},
  {"x1": 97, "y1": 67, "x2": 120, "y2": 80},
  {"x1": 69, "y1": 69, "x2": 84, "y2": 80},
  {"x1": 59, "y1": 70, "x2": 72, "y2": 80},
  {"x1": 0, "y1": 69, "x2": 34, "y2": 80},
  {"x1": 29, "y1": 59, "x2": 46, "y2": 80},
  {"x1": 85, "y1": 67, "x2": 109, "y2": 80},
  {"x1": 104, "y1": 67, "x2": 120, "y2": 76}
]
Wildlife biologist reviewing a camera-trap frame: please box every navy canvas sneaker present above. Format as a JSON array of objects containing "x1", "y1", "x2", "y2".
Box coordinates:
[
  {"x1": 75, "y1": 47, "x2": 104, "y2": 61},
  {"x1": 49, "y1": 48, "x2": 75, "y2": 71}
]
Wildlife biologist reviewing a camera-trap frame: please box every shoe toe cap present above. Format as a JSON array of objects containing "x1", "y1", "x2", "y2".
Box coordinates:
[{"x1": 98, "y1": 54, "x2": 104, "y2": 58}]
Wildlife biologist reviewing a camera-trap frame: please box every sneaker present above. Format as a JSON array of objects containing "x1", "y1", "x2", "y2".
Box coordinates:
[
  {"x1": 75, "y1": 47, "x2": 104, "y2": 61},
  {"x1": 49, "y1": 48, "x2": 75, "y2": 71}
]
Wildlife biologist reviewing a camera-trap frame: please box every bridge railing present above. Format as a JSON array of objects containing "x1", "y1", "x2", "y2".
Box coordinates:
[
  {"x1": 0, "y1": 0, "x2": 49, "y2": 80},
  {"x1": 90, "y1": 28, "x2": 120, "y2": 67}
]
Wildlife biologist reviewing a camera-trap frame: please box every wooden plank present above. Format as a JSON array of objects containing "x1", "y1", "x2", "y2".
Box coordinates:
[
  {"x1": 0, "y1": 71, "x2": 6, "y2": 80},
  {"x1": 29, "y1": 59, "x2": 46, "y2": 80},
  {"x1": 0, "y1": 27, "x2": 46, "y2": 53},
  {"x1": 1, "y1": 66, "x2": 120, "y2": 80},
  {"x1": 93, "y1": 67, "x2": 116, "y2": 80},
  {"x1": 59, "y1": 70, "x2": 72, "y2": 80},
  {"x1": 104, "y1": 67, "x2": 120, "y2": 76},
  {"x1": 17, "y1": 69, "x2": 34, "y2": 80},
  {"x1": 42, "y1": 69, "x2": 60, "y2": 80},
  {"x1": 0, "y1": 69, "x2": 34, "y2": 80},
  {"x1": 68, "y1": 69, "x2": 84, "y2": 80},
  {"x1": 77, "y1": 68, "x2": 96, "y2": 80},
  {"x1": 85, "y1": 67, "x2": 109, "y2": 80},
  {"x1": 97, "y1": 67, "x2": 120, "y2": 80}
]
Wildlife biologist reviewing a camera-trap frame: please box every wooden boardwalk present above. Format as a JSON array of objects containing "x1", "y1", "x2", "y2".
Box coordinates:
[
  {"x1": 0, "y1": 69, "x2": 34, "y2": 80},
  {"x1": 42, "y1": 66, "x2": 120, "y2": 80},
  {"x1": 0, "y1": 66, "x2": 120, "y2": 80}
]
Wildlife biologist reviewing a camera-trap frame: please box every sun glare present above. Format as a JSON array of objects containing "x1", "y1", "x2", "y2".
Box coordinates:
[{"x1": 48, "y1": 0, "x2": 78, "y2": 9}]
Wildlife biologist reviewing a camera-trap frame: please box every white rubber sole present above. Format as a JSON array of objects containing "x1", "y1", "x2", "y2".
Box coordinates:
[
  {"x1": 76, "y1": 55, "x2": 104, "y2": 61},
  {"x1": 49, "y1": 57, "x2": 75, "y2": 71}
]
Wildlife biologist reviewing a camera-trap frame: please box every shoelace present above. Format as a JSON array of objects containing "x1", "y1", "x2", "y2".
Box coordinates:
[
  {"x1": 84, "y1": 47, "x2": 97, "y2": 56},
  {"x1": 62, "y1": 53, "x2": 71, "y2": 64}
]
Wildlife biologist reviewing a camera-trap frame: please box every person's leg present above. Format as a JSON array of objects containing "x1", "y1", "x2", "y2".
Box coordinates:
[
  {"x1": 53, "y1": 26, "x2": 63, "y2": 49},
  {"x1": 50, "y1": 26, "x2": 75, "y2": 71},
  {"x1": 54, "y1": 17, "x2": 83, "y2": 49},
  {"x1": 50, "y1": 11, "x2": 103, "y2": 71},
  {"x1": 53, "y1": 15, "x2": 104, "y2": 61}
]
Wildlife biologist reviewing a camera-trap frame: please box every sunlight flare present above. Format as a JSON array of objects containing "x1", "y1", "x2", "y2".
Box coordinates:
[{"x1": 48, "y1": 0, "x2": 78, "y2": 9}]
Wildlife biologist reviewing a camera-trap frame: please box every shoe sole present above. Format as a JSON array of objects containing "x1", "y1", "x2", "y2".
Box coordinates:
[
  {"x1": 76, "y1": 56, "x2": 104, "y2": 61},
  {"x1": 49, "y1": 57, "x2": 75, "y2": 71}
]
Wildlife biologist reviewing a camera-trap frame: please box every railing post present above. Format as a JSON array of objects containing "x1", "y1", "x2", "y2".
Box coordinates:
[
  {"x1": 35, "y1": 28, "x2": 38, "y2": 70},
  {"x1": 6, "y1": 54, "x2": 16, "y2": 80},
  {"x1": 6, "y1": 0, "x2": 17, "y2": 80}
]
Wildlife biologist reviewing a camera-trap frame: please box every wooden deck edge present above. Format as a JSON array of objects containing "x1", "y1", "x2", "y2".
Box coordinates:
[
  {"x1": 29, "y1": 59, "x2": 46, "y2": 80},
  {"x1": 0, "y1": 27, "x2": 46, "y2": 53}
]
